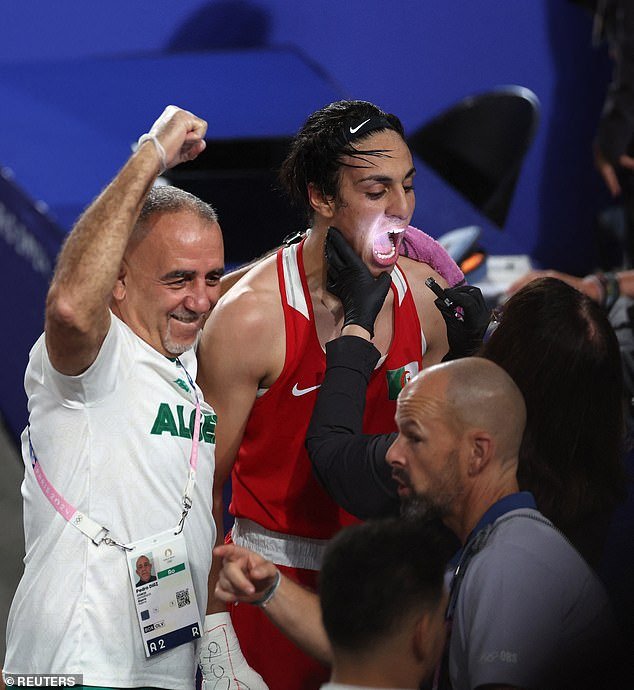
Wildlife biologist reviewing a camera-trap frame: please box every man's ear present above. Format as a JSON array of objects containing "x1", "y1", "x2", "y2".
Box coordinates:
[
  {"x1": 112, "y1": 262, "x2": 127, "y2": 302},
  {"x1": 307, "y1": 182, "x2": 336, "y2": 219},
  {"x1": 413, "y1": 611, "x2": 430, "y2": 663},
  {"x1": 412, "y1": 608, "x2": 445, "y2": 670},
  {"x1": 412, "y1": 596, "x2": 449, "y2": 683},
  {"x1": 467, "y1": 430, "x2": 494, "y2": 477}
]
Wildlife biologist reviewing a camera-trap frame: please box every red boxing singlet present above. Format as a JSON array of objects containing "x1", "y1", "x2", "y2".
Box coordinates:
[
  {"x1": 228, "y1": 241, "x2": 425, "y2": 690},
  {"x1": 230, "y1": 240, "x2": 424, "y2": 539}
]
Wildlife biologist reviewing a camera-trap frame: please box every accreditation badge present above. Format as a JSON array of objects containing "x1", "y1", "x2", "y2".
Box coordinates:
[{"x1": 126, "y1": 529, "x2": 202, "y2": 657}]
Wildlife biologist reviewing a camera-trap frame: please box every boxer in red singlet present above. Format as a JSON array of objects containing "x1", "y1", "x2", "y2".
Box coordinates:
[{"x1": 197, "y1": 100, "x2": 453, "y2": 690}]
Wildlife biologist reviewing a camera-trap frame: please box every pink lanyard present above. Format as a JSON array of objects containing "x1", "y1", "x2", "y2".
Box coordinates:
[{"x1": 29, "y1": 357, "x2": 202, "y2": 550}]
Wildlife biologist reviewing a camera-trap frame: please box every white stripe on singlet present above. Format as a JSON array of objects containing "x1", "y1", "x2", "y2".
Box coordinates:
[{"x1": 231, "y1": 517, "x2": 328, "y2": 570}]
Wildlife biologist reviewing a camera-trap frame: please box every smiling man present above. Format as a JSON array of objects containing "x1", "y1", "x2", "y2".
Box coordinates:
[
  {"x1": 3, "y1": 106, "x2": 229, "y2": 689},
  {"x1": 197, "y1": 100, "x2": 450, "y2": 690}
]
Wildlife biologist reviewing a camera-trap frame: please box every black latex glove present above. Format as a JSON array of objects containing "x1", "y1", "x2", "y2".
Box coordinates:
[
  {"x1": 434, "y1": 284, "x2": 491, "y2": 361},
  {"x1": 325, "y1": 227, "x2": 392, "y2": 338}
]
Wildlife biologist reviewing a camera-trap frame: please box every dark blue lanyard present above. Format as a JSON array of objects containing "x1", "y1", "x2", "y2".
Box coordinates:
[
  {"x1": 447, "y1": 491, "x2": 537, "y2": 620},
  {"x1": 432, "y1": 492, "x2": 538, "y2": 690}
]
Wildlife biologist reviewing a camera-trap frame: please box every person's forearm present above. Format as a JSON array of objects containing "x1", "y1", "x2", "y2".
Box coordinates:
[
  {"x1": 212, "y1": 544, "x2": 332, "y2": 666},
  {"x1": 583, "y1": 269, "x2": 634, "y2": 308},
  {"x1": 260, "y1": 574, "x2": 332, "y2": 665},
  {"x1": 44, "y1": 143, "x2": 163, "y2": 375},
  {"x1": 309, "y1": 336, "x2": 379, "y2": 436},
  {"x1": 613, "y1": 270, "x2": 634, "y2": 300},
  {"x1": 306, "y1": 336, "x2": 399, "y2": 518},
  {"x1": 309, "y1": 431, "x2": 398, "y2": 519},
  {"x1": 47, "y1": 144, "x2": 159, "y2": 328}
]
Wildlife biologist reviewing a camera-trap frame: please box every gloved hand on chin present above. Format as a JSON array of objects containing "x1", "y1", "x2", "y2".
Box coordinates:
[{"x1": 325, "y1": 227, "x2": 391, "y2": 338}]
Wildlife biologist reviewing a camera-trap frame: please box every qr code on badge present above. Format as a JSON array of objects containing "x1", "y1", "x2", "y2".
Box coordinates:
[{"x1": 176, "y1": 588, "x2": 191, "y2": 608}]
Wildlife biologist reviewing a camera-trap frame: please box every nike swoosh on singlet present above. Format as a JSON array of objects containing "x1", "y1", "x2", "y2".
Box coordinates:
[
  {"x1": 349, "y1": 118, "x2": 371, "y2": 134},
  {"x1": 291, "y1": 383, "x2": 322, "y2": 397}
]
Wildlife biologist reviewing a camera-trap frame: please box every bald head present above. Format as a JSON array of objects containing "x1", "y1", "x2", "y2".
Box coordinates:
[
  {"x1": 399, "y1": 358, "x2": 526, "y2": 466},
  {"x1": 389, "y1": 359, "x2": 526, "y2": 540}
]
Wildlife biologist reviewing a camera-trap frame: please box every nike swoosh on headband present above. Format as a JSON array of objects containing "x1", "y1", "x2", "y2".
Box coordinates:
[{"x1": 349, "y1": 118, "x2": 371, "y2": 135}]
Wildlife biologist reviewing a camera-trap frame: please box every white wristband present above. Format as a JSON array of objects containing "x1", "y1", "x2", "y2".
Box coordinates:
[
  {"x1": 137, "y1": 133, "x2": 168, "y2": 173},
  {"x1": 251, "y1": 569, "x2": 281, "y2": 607}
]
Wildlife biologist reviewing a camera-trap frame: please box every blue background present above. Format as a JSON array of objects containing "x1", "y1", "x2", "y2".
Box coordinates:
[{"x1": 0, "y1": 0, "x2": 613, "y2": 439}]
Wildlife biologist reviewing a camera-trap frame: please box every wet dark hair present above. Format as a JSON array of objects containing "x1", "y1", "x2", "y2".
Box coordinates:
[
  {"x1": 319, "y1": 516, "x2": 449, "y2": 654},
  {"x1": 279, "y1": 100, "x2": 406, "y2": 224},
  {"x1": 481, "y1": 277, "x2": 627, "y2": 558}
]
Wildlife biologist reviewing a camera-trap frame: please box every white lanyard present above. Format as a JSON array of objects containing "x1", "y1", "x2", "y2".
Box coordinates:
[{"x1": 173, "y1": 357, "x2": 201, "y2": 535}]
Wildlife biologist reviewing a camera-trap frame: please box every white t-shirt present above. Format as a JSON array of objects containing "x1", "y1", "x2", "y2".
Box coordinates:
[{"x1": 4, "y1": 314, "x2": 216, "y2": 689}]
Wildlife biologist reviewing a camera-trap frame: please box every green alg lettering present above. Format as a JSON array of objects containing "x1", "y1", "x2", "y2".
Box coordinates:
[
  {"x1": 176, "y1": 405, "x2": 192, "y2": 439},
  {"x1": 150, "y1": 403, "x2": 179, "y2": 436},
  {"x1": 201, "y1": 414, "x2": 217, "y2": 444},
  {"x1": 150, "y1": 404, "x2": 216, "y2": 444}
]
